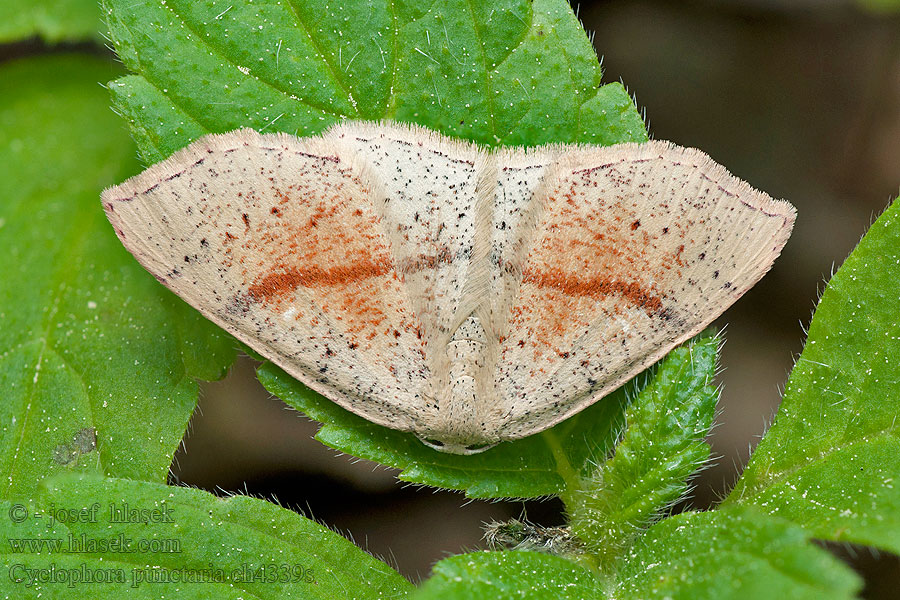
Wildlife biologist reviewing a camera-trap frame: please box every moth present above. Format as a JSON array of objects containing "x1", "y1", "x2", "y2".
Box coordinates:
[{"x1": 102, "y1": 122, "x2": 795, "y2": 454}]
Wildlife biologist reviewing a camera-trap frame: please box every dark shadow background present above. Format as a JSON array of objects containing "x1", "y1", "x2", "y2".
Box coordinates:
[{"x1": 20, "y1": 0, "x2": 887, "y2": 593}]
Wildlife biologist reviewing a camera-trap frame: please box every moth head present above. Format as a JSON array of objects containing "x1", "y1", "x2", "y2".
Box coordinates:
[
  {"x1": 416, "y1": 388, "x2": 501, "y2": 454},
  {"x1": 416, "y1": 436, "x2": 498, "y2": 455}
]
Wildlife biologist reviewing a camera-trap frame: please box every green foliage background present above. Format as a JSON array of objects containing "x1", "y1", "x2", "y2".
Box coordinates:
[{"x1": 0, "y1": 0, "x2": 898, "y2": 598}]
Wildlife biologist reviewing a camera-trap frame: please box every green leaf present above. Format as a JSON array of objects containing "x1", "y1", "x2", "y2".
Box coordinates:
[
  {"x1": 616, "y1": 506, "x2": 861, "y2": 600},
  {"x1": 103, "y1": 0, "x2": 647, "y2": 158},
  {"x1": 857, "y1": 0, "x2": 900, "y2": 13},
  {"x1": 259, "y1": 335, "x2": 717, "y2": 499},
  {"x1": 0, "y1": 55, "x2": 235, "y2": 502},
  {"x1": 0, "y1": 0, "x2": 101, "y2": 43},
  {"x1": 258, "y1": 362, "x2": 627, "y2": 499},
  {"x1": 411, "y1": 551, "x2": 601, "y2": 600},
  {"x1": 412, "y1": 503, "x2": 859, "y2": 600},
  {"x1": 567, "y1": 334, "x2": 718, "y2": 564},
  {"x1": 0, "y1": 474, "x2": 412, "y2": 598},
  {"x1": 103, "y1": 0, "x2": 648, "y2": 482},
  {"x1": 726, "y1": 197, "x2": 900, "y2": 554}
]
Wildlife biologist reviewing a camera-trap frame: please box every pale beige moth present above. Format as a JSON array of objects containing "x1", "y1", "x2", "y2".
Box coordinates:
[{"x1": 102, "y1": 122, "x2": 795, "y2": 454}]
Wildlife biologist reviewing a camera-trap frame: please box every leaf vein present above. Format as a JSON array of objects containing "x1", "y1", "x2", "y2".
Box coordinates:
[
  {"x1": 283, "y1": 0, "x2": 359, "y2": 116},
  {"x1": 159, "y1": 2, "x2": 347, "y2": 122}
]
